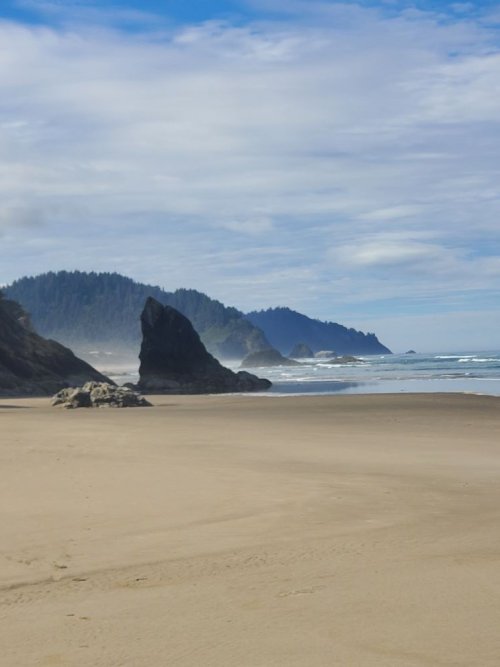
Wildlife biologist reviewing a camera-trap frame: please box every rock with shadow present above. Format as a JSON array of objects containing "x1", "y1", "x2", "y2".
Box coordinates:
[
  {"x1": 52, "y1": 382, "x2": 152, "y2": 408},
  {"x1": 0, "y1": 292, "x2": 111, "y2": 396},
  {"x1": 137, "y1": 298, "x2": 271, "y2": 394}
]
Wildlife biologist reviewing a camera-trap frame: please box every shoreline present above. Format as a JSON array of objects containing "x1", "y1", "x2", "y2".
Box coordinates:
[
  {"x1": 2, "y1": 386, "x2": 500, "y2": 404},
  {"x1": 2, "y1": 392, "x2": 500, "y2": 666}
]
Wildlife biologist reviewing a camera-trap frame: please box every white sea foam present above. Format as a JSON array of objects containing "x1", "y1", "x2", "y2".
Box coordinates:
[
  {"x1": 436, "y1": 355, "x2": 478, "y2": 360},
  {"x1": 459, "y1": 357, "x2": 497, "y2": 363}
]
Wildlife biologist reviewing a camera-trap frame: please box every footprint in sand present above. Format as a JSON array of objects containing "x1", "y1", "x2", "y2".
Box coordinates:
[{"x1": 277, "y1": 585, "x2": 325, "y2": 598}]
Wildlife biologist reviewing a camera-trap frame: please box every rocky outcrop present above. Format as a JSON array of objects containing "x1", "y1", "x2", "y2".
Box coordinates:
[
  {"x1": 52, "y1": 382, "x2": 151, "y2": 408},
  {"x1": 318, "y1": 355, "x2": 364, "y2": 364},
  {"x1": 240, "y1": 348, "x2": 301, "y2": 368},
  {"x1": 137, "y1": 298, "x2": 271, "y2": 394},
  {"x1": 0, "y1": 293, "x2": 111, "y2": 396},
  {"x1": 289, "y1": 342, "x2": 313, "y2": 358}
]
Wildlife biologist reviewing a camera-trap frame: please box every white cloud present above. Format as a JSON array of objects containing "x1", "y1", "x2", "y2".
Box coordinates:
[
  {"x1": 331, "y1": 239, "x2": 445, "y2": 268},
  {"x1": 358, "y1": 205, "x2": 424, "y2": 221},
  {"x1": 0, "y1": 205, "x2": 48, "y2": 228},
  {"x1": 217, "y1": 216, "x2": 275, "y2": 235}
]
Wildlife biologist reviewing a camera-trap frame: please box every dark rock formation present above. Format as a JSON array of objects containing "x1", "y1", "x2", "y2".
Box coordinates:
[
  {"x1": 52, "y1": 382, "x2": 151, "y2": 408},
  {"x1": 240, "y1": 348, "x2": 301, "y2": 368},
  {"x1": 289, "y1": 342, "x2": 314, "y2": 358},
  {"x1": 405, "y1": 350, "x2": 416, "y2": 354},
  {"x1": 0, "y1": 293, "x2": 111, "y2": 396},
  {"x1": 318, "y1": 355, "x2": 364, "y2": 364},
  {"x1": 137, "y1": 298, "x2": 271, "y2": 394}
]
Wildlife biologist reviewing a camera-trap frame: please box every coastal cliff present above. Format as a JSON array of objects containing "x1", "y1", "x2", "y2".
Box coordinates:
[
  {"x1": 246, "y1": 307, "x2": 391, "y2": 356},
  {"x1": 0, "y1": 292, "x2": 111, "y2": 396}
]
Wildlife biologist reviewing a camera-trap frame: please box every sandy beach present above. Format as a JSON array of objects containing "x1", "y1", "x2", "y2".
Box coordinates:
[{"x1": 1, "y1": 393, "x2": 499, "y2": 666}]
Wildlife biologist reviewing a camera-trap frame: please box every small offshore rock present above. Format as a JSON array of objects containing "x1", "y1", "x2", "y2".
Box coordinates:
[
  {"x1": 240, "y1": 348, "x2": 301, "y2": 368},
  {"x1": 318, "y1": 355, "x2": 364, "y2": 365},
  {"x1": 52, "y1": 382, "x2": 152, "y2": 409},
  {"x1": 288, "y1": 342, "x2": 314, "y2": 359}
]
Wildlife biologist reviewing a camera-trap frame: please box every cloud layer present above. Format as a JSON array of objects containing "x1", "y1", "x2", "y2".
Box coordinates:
[{"x1": 1, "y1": 1, "x2": 500, "y2": 349}]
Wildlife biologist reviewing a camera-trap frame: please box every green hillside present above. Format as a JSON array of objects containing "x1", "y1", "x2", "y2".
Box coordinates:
[
  {"x1": 246, "y1": 307, "x2": 391, "y2": 355},
  {"x1": 6, "y1": 271, "x2": 270, "y2": 360}
]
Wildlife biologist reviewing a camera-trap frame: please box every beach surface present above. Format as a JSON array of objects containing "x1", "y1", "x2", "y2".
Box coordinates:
[{"x1": 1, "y1": 393, "x2": 499, "y2": 666}]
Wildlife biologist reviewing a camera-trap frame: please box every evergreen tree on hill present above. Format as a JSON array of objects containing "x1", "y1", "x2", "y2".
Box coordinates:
[{"x1": 5, "y1": 271, "x2": 269, "y2": 359}]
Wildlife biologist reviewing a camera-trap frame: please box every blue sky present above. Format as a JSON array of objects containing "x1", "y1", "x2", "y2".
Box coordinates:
[{"x1": 1, "y1": 0, "x2": 500, "y2": 351}]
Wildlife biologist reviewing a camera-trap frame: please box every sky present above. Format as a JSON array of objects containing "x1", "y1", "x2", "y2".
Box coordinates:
[{"x1": 1, "y1": 0, "x2": 500, "y2": 351}]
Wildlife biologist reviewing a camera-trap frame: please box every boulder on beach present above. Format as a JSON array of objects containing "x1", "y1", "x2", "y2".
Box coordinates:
[
  {"x1": 52, "y1": 382, "x2": 152, "y2": 409},
  {"x1": 240, "y1": 348, "x2": 301, "y2": 368},
  {"x1": 137, "y1": 298, "x2": 271, "y2": 394}
]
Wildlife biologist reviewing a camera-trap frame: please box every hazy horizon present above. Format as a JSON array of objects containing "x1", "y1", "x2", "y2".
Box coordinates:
[{"x1": 1, "y1": 0, "x2": 499, "y2": 351}]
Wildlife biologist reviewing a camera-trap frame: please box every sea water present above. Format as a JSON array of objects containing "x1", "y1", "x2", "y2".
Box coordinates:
[
  {"x1": 249, "y1": 352, "x2": 500, "y2": 396},
  {"x1": 104, "y1": 351, "x2": 500, "y2": 397}
]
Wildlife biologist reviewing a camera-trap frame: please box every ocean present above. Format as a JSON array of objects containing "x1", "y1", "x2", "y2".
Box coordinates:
[
  {"x1": 246, "y1": 352, "x2": 500, "y2": 396},
  {"x1": 104, "y1": 351, "x2": 500, "y2": 397}
]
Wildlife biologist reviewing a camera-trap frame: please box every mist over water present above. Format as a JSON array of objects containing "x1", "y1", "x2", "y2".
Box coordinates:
[{"x1": 96, "y1": 351, "x2": 500, "y2": 397}]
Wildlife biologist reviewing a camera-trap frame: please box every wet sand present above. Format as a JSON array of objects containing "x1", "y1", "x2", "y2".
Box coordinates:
[{"x1": 1, "y1": 393, "x2": 500, "y2": 666}]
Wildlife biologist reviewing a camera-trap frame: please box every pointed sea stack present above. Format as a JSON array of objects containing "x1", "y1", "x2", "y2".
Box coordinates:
[{"x1": 137, "y1": 298, "x2": 271, "y2": 394}]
